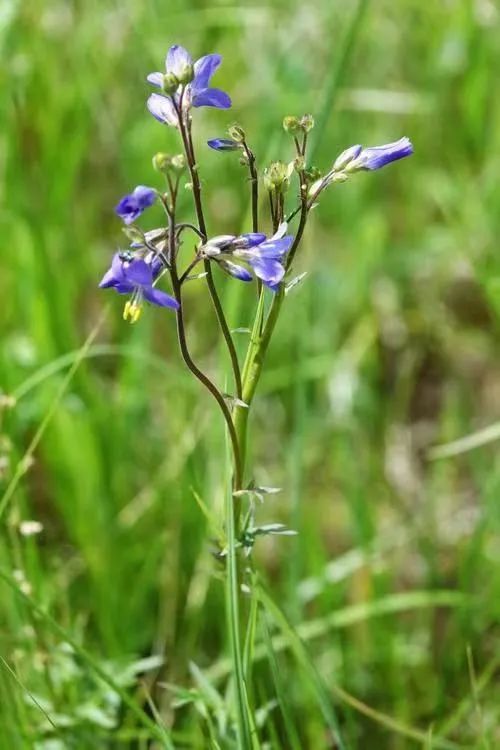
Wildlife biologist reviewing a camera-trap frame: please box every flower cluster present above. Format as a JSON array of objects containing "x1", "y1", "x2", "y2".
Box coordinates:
[
  {"x1": 99, "y1": 43, "x2": 413, "y2": 324},
  {"x1": 200, "y1": 225, "x2": 294, "y2": 290},
  {"x1": 146, "y1": 45, "x2": 231, "y2": 128}
]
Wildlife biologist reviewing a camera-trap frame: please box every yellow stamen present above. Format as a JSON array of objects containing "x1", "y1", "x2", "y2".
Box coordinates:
[{"x1": 123, "y1": 300, "x2": 142, "y2": 323}]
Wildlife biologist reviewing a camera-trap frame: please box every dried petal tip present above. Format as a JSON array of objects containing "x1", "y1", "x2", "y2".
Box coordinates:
[
  {"x1": 207, "y1": 138, "x2": 240, "y2": 152},
  {"x1": 348, "y1": 137, "x2": 414, "y2": 172},
  {"x1": 227, "y1": 124, "x2": 246, "y2": 142}
]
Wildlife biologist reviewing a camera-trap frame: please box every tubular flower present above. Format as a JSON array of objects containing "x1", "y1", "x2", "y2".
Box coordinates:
[
  {"x1": 201, "y1": 225, "x2": 293, "y2": 291},
  {"x1": 99, "y1": 252, "x2": 179, "y2": 322},
  {"x1": 147, "y1": 45, "x2": 231, "y2": 127},
  {"x1": 347, "y1": 137, "x2": 413, "y2": 171},
  {"x1": 115, "y1": 186, "x2": 157, "y2": 224},
  {"x1": 309, "y1": 137, "x2": 414, "y2": 198},
  {"x1": 207, "y1": 138, "x2": 240, "y2": 152}
]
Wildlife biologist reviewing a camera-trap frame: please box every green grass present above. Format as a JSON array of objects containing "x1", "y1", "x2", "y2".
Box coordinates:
[{"x1": 1, "y1": 0, "x2": 500, "y2": 746}]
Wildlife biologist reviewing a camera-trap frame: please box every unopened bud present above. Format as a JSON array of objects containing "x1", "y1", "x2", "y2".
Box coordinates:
[
  {"x1": 152, "y1": 152, "x2": 171, "y2": 173},
  {"x1": 162, "y1": 72, "x2": 179, "y2": 95},
  {"x1": 330, "y1": 171, "x2": 349, "y2": 183},
  {"x1": 304, "y1": 166, "x2": 322, "y2": 184},
  {"x1": 170, "y1": 154, "x2": 186, "y2": 172},
  {"x1": 176, "y1": 63, "x2": 194, "y2": 85},
  {"x1": 263, "y1": 161, "x2": 292, "y2": 192},
  {"x1": 308, "y1": 178, "x2": 324, "y2": 198},
  {"x1": 228, "y1": 124, "x2": 246, "y2": 143},
  {"x1": 294, "y1": 156, "x2": 306, "y2": 172},
  {"x1": 299, "y1": 114, "x2": 314, "y2": 133},
  {"x1": 283, "y1": 116, "x2": 301, "y2": 135},
  {"x1": 333, "y1": 144, "x2": 362, "y2": 171}
]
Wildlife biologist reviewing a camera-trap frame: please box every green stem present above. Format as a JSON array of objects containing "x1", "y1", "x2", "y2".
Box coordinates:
[
  {"x1": 225, "y1": 479, "x2": 253, "y2": 749},
  {"x1": 234, "y1": 196, "x2": 309, "y2": 478}
]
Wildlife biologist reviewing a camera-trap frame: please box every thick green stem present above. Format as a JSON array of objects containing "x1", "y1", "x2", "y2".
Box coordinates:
[{"x1": 234, "y1": 195, "x2": 309, "y2": 479}]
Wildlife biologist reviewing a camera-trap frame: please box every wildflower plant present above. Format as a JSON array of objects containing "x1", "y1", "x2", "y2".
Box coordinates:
[{"x1": 100, "y1": 43, "x2": 413, "y2": 745}]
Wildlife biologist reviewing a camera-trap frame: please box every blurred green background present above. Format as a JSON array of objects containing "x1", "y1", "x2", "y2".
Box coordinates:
[{"x1": 2, "y1": 0, "x2": 500, "y2": 746}]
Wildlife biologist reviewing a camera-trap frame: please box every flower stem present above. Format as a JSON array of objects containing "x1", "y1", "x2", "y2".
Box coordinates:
[
  {"x1": 234, "y1": 197, "x2": 309, "y2": 477},
  {"x1": 176, "y1": 106, "x2": 243, "y2": 400}
]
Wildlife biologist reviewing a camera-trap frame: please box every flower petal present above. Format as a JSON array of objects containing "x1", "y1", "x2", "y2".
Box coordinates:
[
  {"x1": 99, "y1": 269, "x2": 118, "y2": 288},
  {"x1": 249, "y1": 257, "x2": 285, "y2": 285},
  {"x1": 219, "y1": 260, "x2": 253, "y2": 282},
  {"x1": 166, "y1": 45, "x2": 192, "y2": 77},
  {"x1": 333, "y1": 144, "x2": 362, "y2": 171},
  {"x1": 147, "y1": 93, "x2": 178, "y2": 127},
  {"x1": 253, "y1": 236, "x2": 293, "y2": 259},
  {"x1": 143, "y1": 286, "x2": 180, "y2": 309},
  {"x1": 124, "y1": 259, "x2": 153, "y2": 287},
  {"x1": 146, "y1": 72, "x2": 164, "y2": 88},
  {"x1": 99, "y1": 253, "x2": 126, "y2": 287},
  {"x1": 353, "y1": 137, "x2": 413, "y2": 171},
  {"x1": 192, "y1": 88, "x2": 231, "y2": 109},
  {"x1": 192, "y1": 54, "x2": 221, "y2": 90},
  {"x1": 270, "y1": 222, "x2": 288, "y2": 240},
  {"x1": 207, "y1": 138, "x2": 239, "y2": 151},
  {"x1": 238, "y1": 233, "x2": 267, "y2": 247}
]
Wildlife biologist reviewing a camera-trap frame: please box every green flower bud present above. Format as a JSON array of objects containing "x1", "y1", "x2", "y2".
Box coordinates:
[
  {"x1": 227, "y1": 124, "x2": 246, "y2": 143},
  {"x1": 299, "y1": 114, "x2": 314, "y2": 133},
  {"x1": 176, "y1": 63, "x2": 194, "y2": 85},
  {"x1": 283, "y1": 116, "x2": 301, "y2": 135},
  {"x1": 170, "y1": 154, "x2": 186, "y2": 172},
  {"x1": 263, "y1": 161, "x2": 292, "y2": 192},
  {"x1": 294, "y1": 155, "x2": 306, "y2": 172},
  {"x1": 162, "y1": 72, "x2": 179, "y2": 95},
  {"x1": 300, "y1": 115, "x2": 314, "y2": 133},
  {"x1": 330, "y1": 171, "x2": 349, "y2": 183},
  {"x1": 152, "y1": 152, "x2": 172, "y2": 173},
  {"x1": 304, "y1": 165, "x2": 322, "y2": 183}
]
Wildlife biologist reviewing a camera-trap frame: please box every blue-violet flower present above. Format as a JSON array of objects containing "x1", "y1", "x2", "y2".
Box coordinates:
[
  {"x1": 207, "y1": 138, "x2": 240, "y2": 151},
  {"x1": 201, "y1": 225, "x2": 293, "y2": 290},
  {"x1": 99, "y1": 253, "x2": 179, "y2": 322},
  {"x1": 348, "y1": 137, "x2": 413, "y2": 171},
  {"x1": 115, "y1": 186, "x2": 157, "y2": 225},
  {"x1": 147, "y1": 45, "x2": 231, "y2": 127}
]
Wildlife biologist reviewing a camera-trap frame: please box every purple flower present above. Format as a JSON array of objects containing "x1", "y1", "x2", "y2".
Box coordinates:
[
  {"x1": 350, "y1": 137, "x2": 413, "y2": 171},
  {"x1": 207, "y1": 138, "x2": 240, "y2": 151},
  {"x1": 99, "y1": 253, "x2": 179, "y2": 322},
  {"x1": 202, "y1": 225, "x2": 293, "y2": 290},
  {"x1": 115, "y1": 186, "x2": 157, "y2": 225},
  {"x1": 147, "y1": 45, "x2": 231, "y2": 127}
]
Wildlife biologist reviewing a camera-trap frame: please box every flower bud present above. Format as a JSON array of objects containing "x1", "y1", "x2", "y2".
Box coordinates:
[
  {"x1": 263, "y1": 161, "x2": 292, "y2": 192},
  {"x1": 330, "y1": 171, "x2": 349, "y2": 183},
  {"x1": 308, "y1": 178, "x2": 324, "y2": 198},
  {"x1": 299, "y1": 114, "x2": 314, "y2": 133},
  {"x1": 152, "y1": 152, "x2": 171, "y2": 173},
  {"x1": 170, "y1": 154, "x2": 186, "y2": 172},
  {"x1": 162, "y1": 72, "x2": 179, "y2": 95},
  {"x1": 227, "y1": 124, "x2": 246, "y2": 143},
  {"x1": 294, "y1": 155, "x2": 306, "y2": 172},
  {"x1": 176, "y1": 63, "x2": 194, "y2": 85},
  {"x1": 333, "y1": 144, "x2": 362, "y2": 171},
  {"x1": 304, "y1": 166, "x2": 322, "y2": 184},
  {"x1": 283, "y1": 116, "x2": 301, "y2": 135}
]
